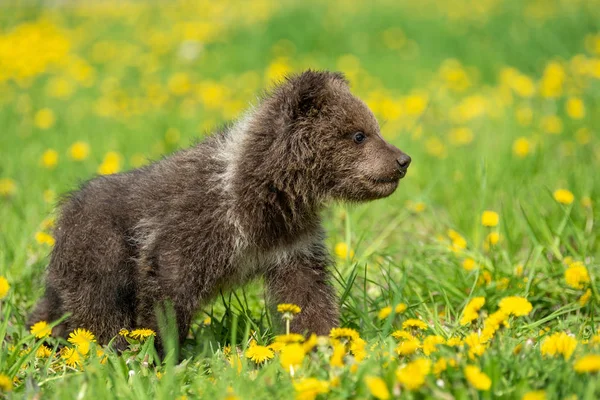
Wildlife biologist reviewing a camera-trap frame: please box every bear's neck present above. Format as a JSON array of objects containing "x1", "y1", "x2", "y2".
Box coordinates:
[{"x1": 223, "y1": 111, "x2": 325, "y2": 249}]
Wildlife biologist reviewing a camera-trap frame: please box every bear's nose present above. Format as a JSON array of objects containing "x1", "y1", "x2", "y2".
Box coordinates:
[{"x1": 396, "y1": 154, "x2": 411, "y2": 170}]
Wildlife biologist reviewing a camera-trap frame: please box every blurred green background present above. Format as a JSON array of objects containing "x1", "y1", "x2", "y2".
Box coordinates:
[{"x1": 1, "y1": 0, "x2": 599, "y2": 397}]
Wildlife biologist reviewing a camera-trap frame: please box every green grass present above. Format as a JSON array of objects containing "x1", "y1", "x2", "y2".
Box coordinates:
[{"x1": 1, "y1": 0, "x2": 599, "y2": 398}]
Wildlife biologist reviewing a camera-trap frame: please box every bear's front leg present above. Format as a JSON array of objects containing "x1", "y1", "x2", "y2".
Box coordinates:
[{"x1": 265, "y1": 242, "x2": 339, "y2": 335}]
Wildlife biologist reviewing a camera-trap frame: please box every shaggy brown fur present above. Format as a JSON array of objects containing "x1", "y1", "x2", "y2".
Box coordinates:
[{"x1": 28, "y1": 70, "x2": 411, "y2": 348}]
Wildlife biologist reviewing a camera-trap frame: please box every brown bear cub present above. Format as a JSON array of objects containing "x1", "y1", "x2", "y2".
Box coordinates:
[{"x1": 28, "y1": 70, "x2": 411, "y2": 348}]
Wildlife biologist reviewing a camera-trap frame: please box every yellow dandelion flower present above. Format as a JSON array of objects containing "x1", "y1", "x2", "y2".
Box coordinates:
[
  {"x1": 487, "y1": 232, "x2": 501, "y2": 247},
  {"x1": 118, "y1": 328, "x2": 129, "y2": 337},
  {"x1": 330, "y1": 375, "x2": 341, "y2": 389},
  {"x1": 34, "y1": 108, "x2": 56, "y2": 130},
  {"x1": 41, "y1": 149, "x2": 59, "y2": 169},
  {"x1": 481, "y1": 310, "x2": 509, "y2": 341},
  {"x1": 464, "y1": 365, "x2": 491, "y2": 391},
  {"x1": 35, "y1": 231, "x2": 55, "y2": 246},
  {"x1": 98, "y1": 151, "x2": 122, "y2": 175},
  {"x1": 334, "y1": 242, "x2": 355, "y2": 259},
  {"x1": 513, "y1": 137, "x2": 532, "y2": 158},
  {"x1": 274, "y1": 334, "x2": 305, "y2": 344},
  {"x1": 402, "y1": 318, "x2": 428, "y2": 330},
  {"x1": 0, "y1": 276, "x2": 9, "y2": 299},
  {"x1": 554, "y1": 189, "x2": 574, "y2": 205},
  {"x1": 579, "y1": 289, "x2": 592, "y2": 307},
  {"x1": 565, "y1": 262, "x2": 590, "y2": 289},
  {"x1": 425, "y1": 137, "x2": 448, "y2": 159},
  {"x1": 498, "y1": 296, "x2": 533, "y2": 316},
  {"x1": 513, "y1": 343, "x2": 523, "y2": 355},
  {"x1": 433, "y1": 358, "x2": 448, "y2": 376},
  {"x1": 197, "y1": 81, "x2": 227, "y2": 109},
  {"x1": 277, "y1": 304, "x2": 301, "y2": 315},
  {"x1": 540, "y1": 332, "x2": 577, "y2": 360},
  {"x1": 522, "y1": 390, "x2": 547, "y2": 400},
  {"x1": 40, "y1": 217, "x2": 55, "y2": 230},
  {"x1": 465, "y1": 333, "x2": 487, "y2": 358},
  {"x1": 447, "y1": 229, "x2": 467, "y2": 252},
  {"x1": 378, "y1": 306, "x2": 393, "y2": 320},
  {"x1": 280, "y1": 343, "x2": 306, "y2": 373},
  {"x1": 36, "y1": 345, "x2": 53, "y2": 358},
  {"x1": 395, "y1": 338, "x2": 421, "y2": 356},
  {"x1": 330, "y1": 342, "x2": 345, "y2": 367},
  {"x1": 462, "y1": 258, "x2": 478, "y2": 271},
  {"x1": 446, "y1": 229, "x2": 459, "y2": 240},
  {"x1": 477, "y1": 270, "x2": 493, "y2": 286},
  {"x1": 129, "y1": 328, "x2": 156, "y2": 340},
  {"x1": 422, "y1": 335, "x2": 445, "y2": 355},
  {"x1": 396, "y1": 358, "x2": 431, "y2": 390},
  {"x1": 19, "y1": 348, "x2": 31, "y2": 357},
  {"x1": 410, "y1": 201, "x2": 426, "y2": 213},
  {"x1": 95, "y1": 348, "x2": 107, "y2": 365},
  {"x1": 540, "y1": 115, "x2": 563, "y2": 134},
  {"x1": 68, "y1": 328, "x2": 96, "y2": 355},
  {"x1": 329, "y1": 327, "x2": 360, "y2": 341},
  {"x1": 378, "y1": 303, "x2": 407, "y2": 320},
  {"x1": 245, "y1": 344, "x2": 274, "y2": 364},
  {"x1": 0, "y1": 178, "x2": 17, "y2": 197},
  {"x1": 293, "y1": 378, "x2": 329, "y2": 400},
  {"x1": 69, "y1": 141, "x2": 90, "y2": 161},
  {"x1": 481, "y1": 210, "x2": 499, "y2": 227},
  {"x1": 566, "y1": 97, "x2": 585, "y2": 120},
  {"x1": 61, "y1": 347, "x2": 82, "y2": 367},
  {"x1": 365, "y1": 376, "x2": 390, "y2": 400},
  {"x1": 268, "y1": 342, "x2": 285, "y2": 353},
  {"x1": 168, "y1": 73, "x2": 192, "y2": 96},
  {"x1": 515, "y1": 264, "x2": 524, "y2": 276},
  {"x1": 46, "y1": 76, "x2": 74, "y2": 99},
  {"x1": 447, "y1": 337, "x2": 463, "y2": 347},
  {"x1": 265, "y1": 57, "x2": 292, "y2": 84},
  {"x1": 439, "y1": 59, "x2": 471, "y2": 92},
  {"x1": 392, "y1": 330, "x2": 415, "y2": 341},
  {"x1": 350, "y1": 337, "x2": 367, "y2": 362},
  {"x1": 395, "y1": 303, "x2": 408, "y2": 313},
  {"x1": 30, "y1": 321, "x2": 51, "y2": 338},
  {"x1": 539, "y1": 62, "x2": 565, "y2": 98},
  {"x1": 0, "y1": 374, "x2": 12, "y2": 392},
  {"x1": 303, "y1": 334, "x2": 318, "y2": 353},
  {"x1": 497, "y1": 277, "x2": 510, "y2": 290},
  {"x1": 448, "y1": 127, "x2": 474, "y2": 146},
  {"x1": 574, "y1": 354, "x2": 600, "y2": 373},
  {"x1": 460, "y1": 297, "x2": 485, "y2": 325}
]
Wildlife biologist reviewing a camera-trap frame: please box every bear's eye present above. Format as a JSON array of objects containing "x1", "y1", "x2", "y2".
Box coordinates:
[{"x1": 353, "y1": 132, "x2": 366, "y2": 144}]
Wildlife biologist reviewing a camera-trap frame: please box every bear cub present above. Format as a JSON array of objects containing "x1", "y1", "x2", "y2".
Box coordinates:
[{"x1": 29, "y1": 70, "x2": 411, "y2": 348}]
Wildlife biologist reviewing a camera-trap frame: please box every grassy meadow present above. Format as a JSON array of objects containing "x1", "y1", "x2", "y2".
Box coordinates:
[{"x1": 1, "y1": 0, "x2": 600, "y2": 398}]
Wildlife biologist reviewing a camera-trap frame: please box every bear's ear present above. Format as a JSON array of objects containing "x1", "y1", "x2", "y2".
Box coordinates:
[{"x1": 283, "y1": 70, "x2": 348, "y2": 119}]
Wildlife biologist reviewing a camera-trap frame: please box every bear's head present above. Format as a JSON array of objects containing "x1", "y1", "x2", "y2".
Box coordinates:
[{"x1": 263, "y1": 70, "x2": 411, "y2": 203}]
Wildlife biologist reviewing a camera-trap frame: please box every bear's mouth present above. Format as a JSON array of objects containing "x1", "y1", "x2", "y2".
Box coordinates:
[{"x1": 369, "y1": 176, "x2": 400, "y2": 185}]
